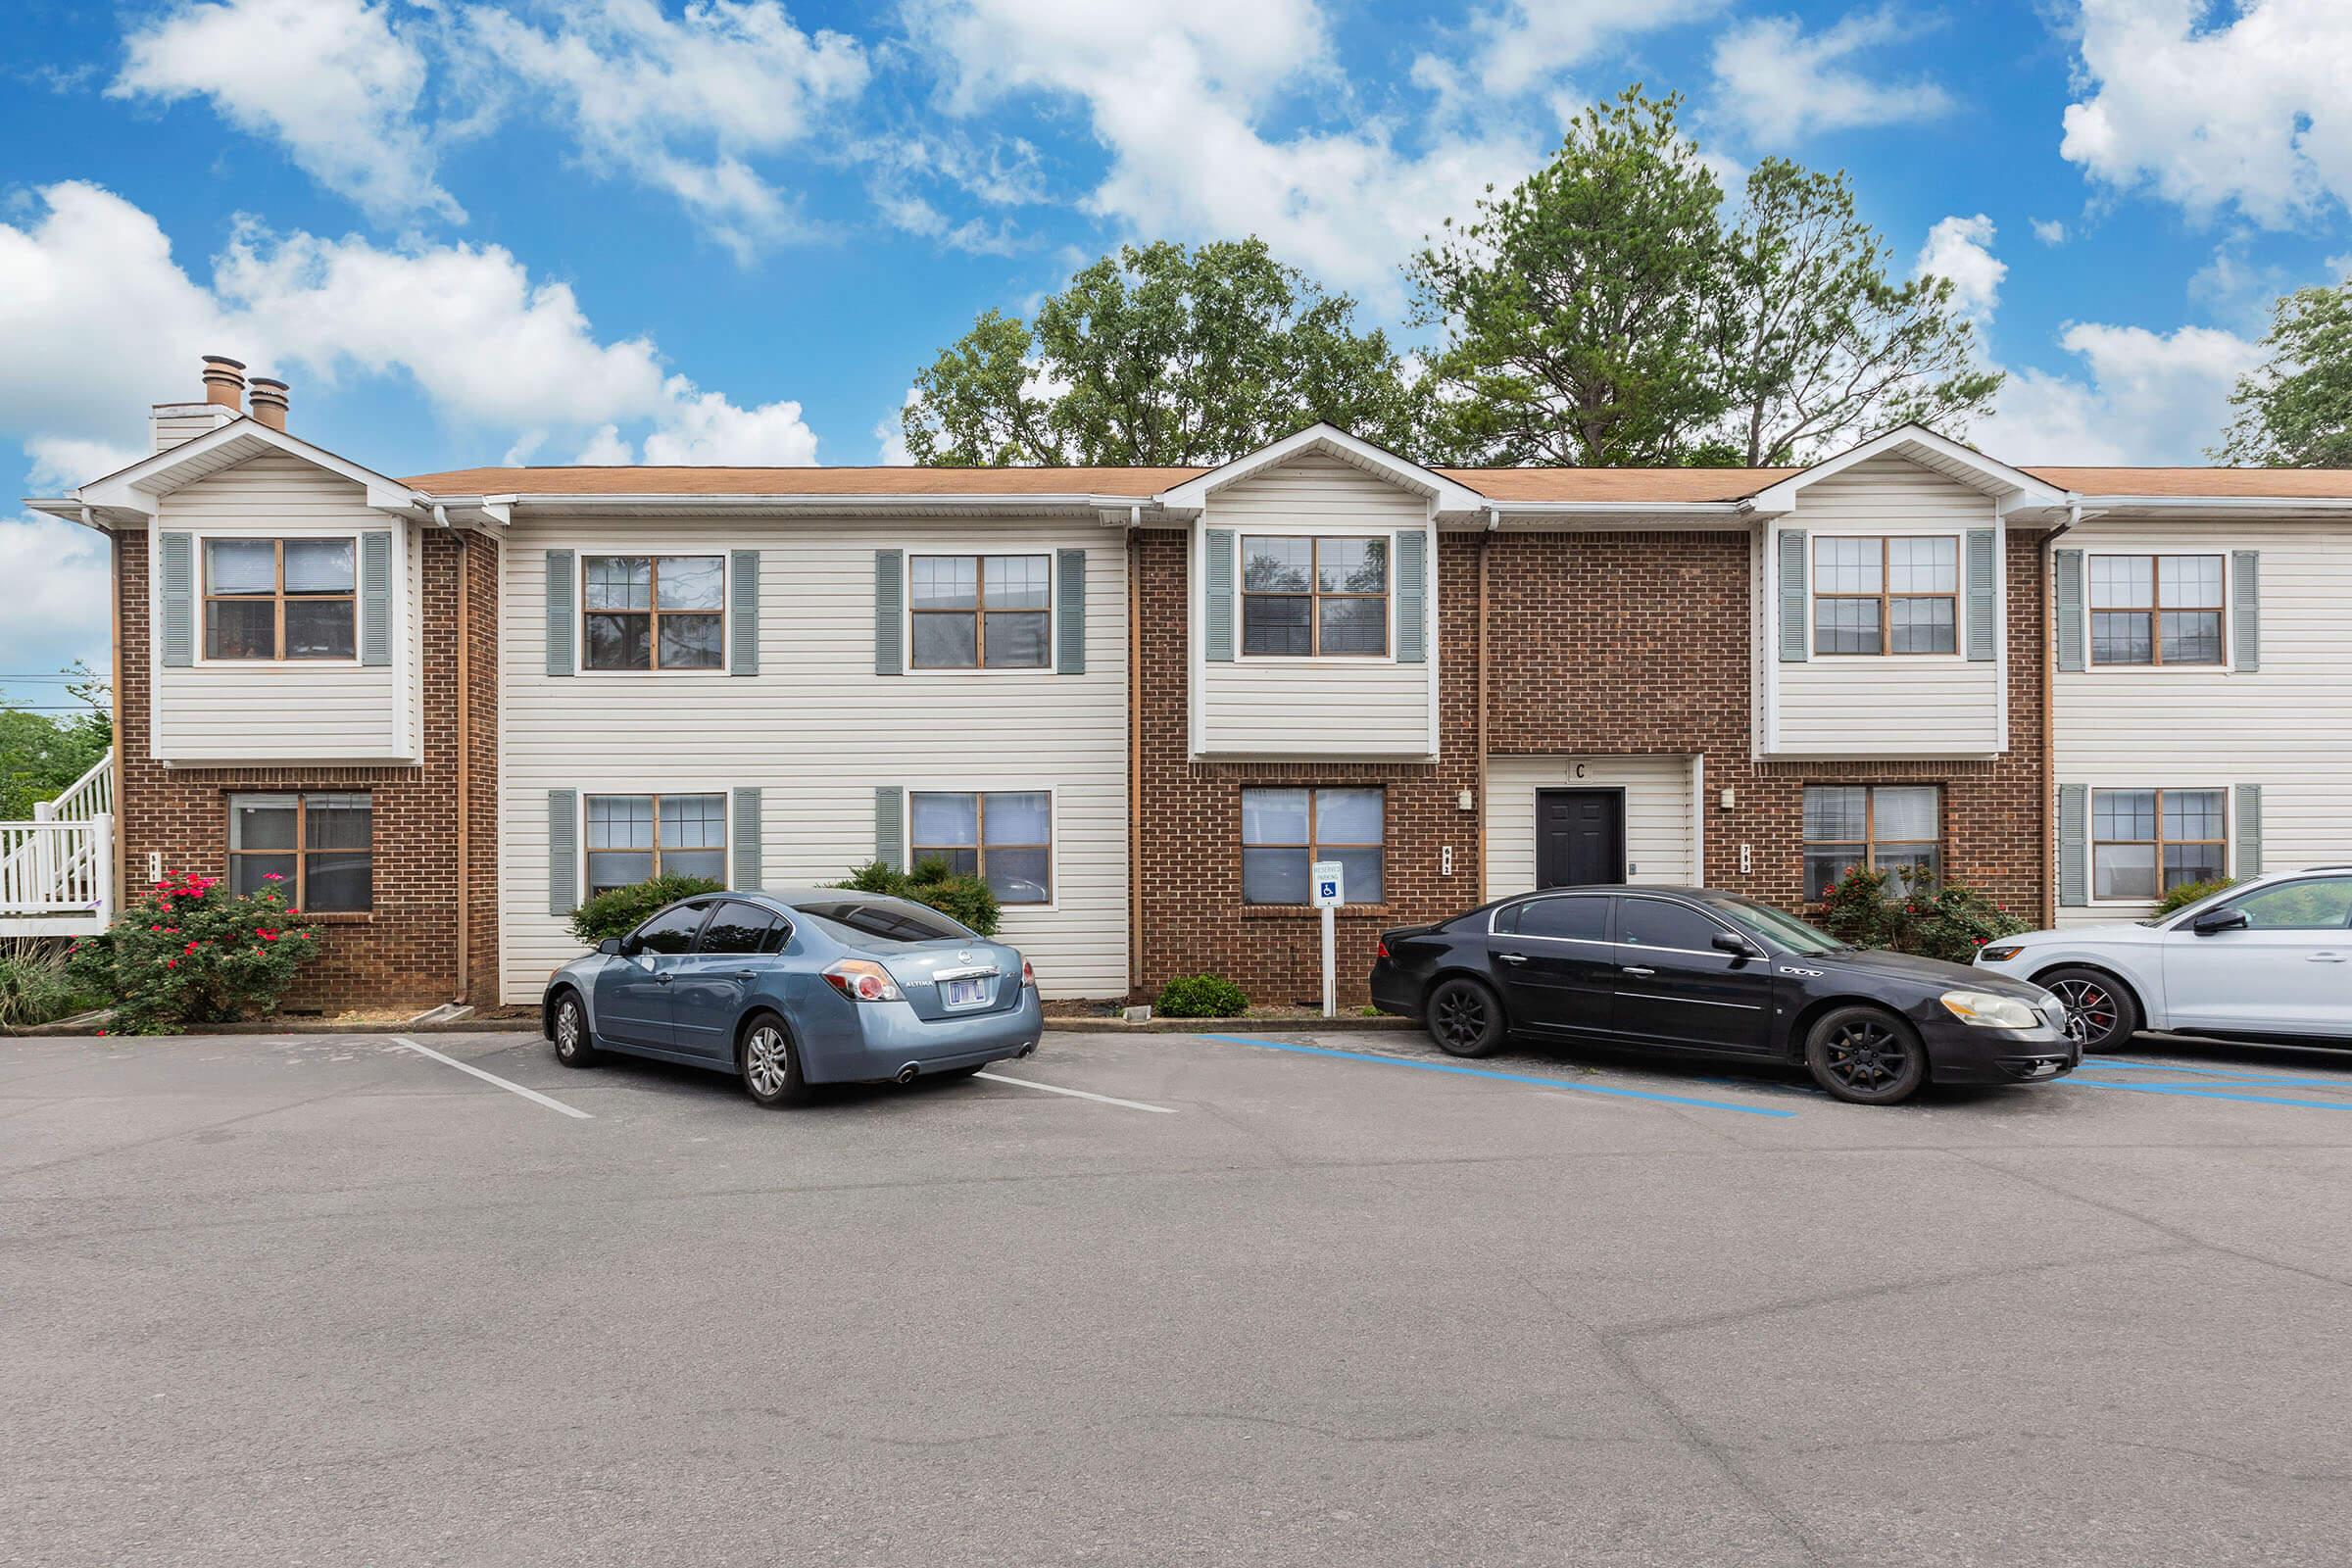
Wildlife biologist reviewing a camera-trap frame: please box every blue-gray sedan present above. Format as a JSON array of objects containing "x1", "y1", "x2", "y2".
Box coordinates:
[{"x1": 540, "y1": 889, "x2": 1044, "y2": 1105}]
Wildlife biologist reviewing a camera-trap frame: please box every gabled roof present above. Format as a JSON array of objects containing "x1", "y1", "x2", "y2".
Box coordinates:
[
  {"x1": 68, "y1": 417, "x2": 423, "y2": 522},
  {"x1": 399, "y1": 463, "x2": 1200, "y2": 499},
  {"x1": 1153, "y1": 424, "x2": 1488, "y2": 514},
  {"x1": 1746, "y1": 424, "x2": 2069, "y2": 514}
]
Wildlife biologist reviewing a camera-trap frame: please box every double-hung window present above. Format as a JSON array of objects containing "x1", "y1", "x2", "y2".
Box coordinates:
[
  {"x1": 582, "y1": 556, "x2": 723, "y2": 670},
  {"x1": 1803, "y1": 785, "x2": 1940, "y2": 900},
  {"x1": 204, "y1": 538, "x2": 357, "y2": 660},
  {"x1": 227, "y1": 792, "x2": 372, "y2": 911},
  {"x1": 2089, "y1": 555, "x2": 2224, "y2": 666},
  {"x1": 1813, "y1": 537, "x2": 1958, "y2": 655},
  {"x1": 584, "y1": 793, "x2": 727, "y2": 896},
  {"x1": 2092, "y1": 788, "x2": 2225, "y2": 900},
  {"x1": 1241, "y1": 536, "x2": 1389, "y2": 657},
  {"x1": 1241, "y1": 787, "x2": 1385, "y2": 904},
  {"x1": 910, "y1": 555, "x2": 1051, "y2": 668},
  {"x1": 909, "y1": 791, "x2": 1053, "y2": 904}
]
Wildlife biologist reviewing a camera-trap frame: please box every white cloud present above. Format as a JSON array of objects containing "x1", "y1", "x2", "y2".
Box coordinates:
[
  {"x1": 24, "y1": 437, "x2": 146, "y2": 493},
  {"x1": 1977, "y1": 321, "x2": 2263, "y2": 465},
  {"x1": 1915, "y1": 214, "x2": 2004, "y2": 318},
  {"x1": 874, "y1": 392, "x2": 917, "y2": 466},
  {"x1": 459, "y1": 0, "x2": 868, "y2": 259},
  {"x1": 1426, "y1": 0, "x2": 1725, "y2": 101},
  {"x1": 2061, "y1": 0, "x2": 2352, "y2": 227},
  {"x1": 1711, "y1": 6, "x2": 1953, "y2": 144},
  {"x1": 2031, "y1": 218, "x2": 2068, "y2": 245},
  {"x1": 0, "y1": 512, "x2": 113, "y2": 681},
  {"x1": 113, "y1": 0, "x2": 462, "y2": 224}
]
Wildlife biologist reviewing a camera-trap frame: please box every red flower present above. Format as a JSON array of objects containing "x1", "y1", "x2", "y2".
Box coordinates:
[
  {"x1": 183, "y1": 941, "x2": 200, "y2": 955},
  {"x1": 165, "y1": 958, "x2": 177, "y2": 969},
  {"x1": 262, "y1": 872, "x2": 284, "y2": 882}
]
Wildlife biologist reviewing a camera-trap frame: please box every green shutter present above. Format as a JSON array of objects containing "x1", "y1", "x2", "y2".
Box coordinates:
[
  {"x1": 1055, "y1": 547, "x2": 1087, "y2": 673},
  {"x1": 1204, "y1": 529, "x2": 1235, "y2": 662},
  {"x1": 729, "y1": 549, "x2": 760, "y2": 676},
  {"x1": 2058, "y1": 783, "x2": 2087, "y2": 907},
  {"x1": 1777, "y1": 529, "x2": 1808, "y2": 662},
  {"x1": 2234, "y1": 784, "x2": 2262, "y2": 877},
  {"x1": 548, "y1": 789, "x2": 577, "y2": 916},
  {"x1": 1395, "y1": 529, "x2": 1427, "y2": 663},
  {"x1": 1965, "y1": 528, "x2": 1996, "y2": 662},
  {"x1": 874, "y1": 786, "x2": 905, "y2": 871},
  {"x1": 874, "y1": 550, "x2": 904, "y2": 675},
  {"x1": 359, "y1": 531, "x2": 393, "y2": 666},
  {"x1": 2055, "y1": 550, "x2": 2084, "y2": 672},
  {"x1": 2231, "y1": 551, "x2": 2260, "y2": 671},
  {"x1": 733, "y1": 787, "x2": 762, "y2": 889},
  {"x1": 159, "y1": 531, "x2": 195, "y2": 667},
  {"x1": 545, "y1": 550, "x2": 575, "y2": 677}
]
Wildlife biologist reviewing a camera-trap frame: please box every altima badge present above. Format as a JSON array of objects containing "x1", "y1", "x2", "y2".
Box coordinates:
[{"x1": 958, "y1": 951, "x2": 972, "y2": 962}]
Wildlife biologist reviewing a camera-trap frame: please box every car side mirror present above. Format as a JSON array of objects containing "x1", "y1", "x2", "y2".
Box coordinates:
[
  {"x1": 1712, "y1": 931, "x2": 1761, "y2": 958},
  {"x1": 597, "y1": 938, "x2": 625, "y2": 956},
  {"x1": 2190, "y1": 907, "x2": 2249, "y2": 936}
]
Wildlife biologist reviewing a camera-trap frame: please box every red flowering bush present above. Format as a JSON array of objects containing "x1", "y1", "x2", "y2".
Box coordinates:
[
  {"x1": 1812, "y1": 864, "x2": 2032, "y2": 965},
  {"x1": 65, "y1": 872, "x2": 321, "y2": 1033}
]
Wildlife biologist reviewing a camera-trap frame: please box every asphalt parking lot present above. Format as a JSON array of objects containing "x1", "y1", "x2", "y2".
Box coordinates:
[{"x1": 7, "y1": 1025, "x2": 2352, "y2": 1567}]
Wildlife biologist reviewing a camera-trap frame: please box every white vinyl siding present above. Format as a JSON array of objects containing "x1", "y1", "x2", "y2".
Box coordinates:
[
  {"x1": 149, "y1": 453, "x2": 414, "y2": 762},
  {"x1": 1484, "y1": 756, "x2": 1700, "y2": 896},
  {"x1": 1196, "y1": 453, "x2": 1435, "y2": 758},
  {"x1": 1767, "y1": 456, "x2": 2003, "y2": 756},
  {"x1": 499, "y1": 517, "x2": 1128, "y2": 1002},
  {"x1": 2056, "y1": 519, "x2": 2352, "y2": 925}
]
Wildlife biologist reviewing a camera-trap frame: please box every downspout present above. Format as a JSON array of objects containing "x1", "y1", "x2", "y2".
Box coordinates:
[
  {"x1": 2040, "y1": 500, "x2": 2080, "y2": 928},
  {"x1": 95, "y1": 505, "x2": 122, "y2": 913},
  {"x1": 1127, "y1": 507, "x2": 1143, "y2": 1000},
  {"x1": 1476, "y1": 507, "x2": 1497, "y2": 903},
  {"x1": 442, "y1": 504, "x2": 471, "y2": 1004}
]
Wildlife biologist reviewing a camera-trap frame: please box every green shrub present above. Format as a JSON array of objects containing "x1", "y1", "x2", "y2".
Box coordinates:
[
  {"x1": 0, "y1": 939, "x2": 98, "y2": 1030},
  {"x1": 567, "y1": 874, "x2": 727, "y2": 945},
  {"x1": 1155, "y1": 973, "x2": 1248, "y2": 1017},
  {"x1": 65, "y1": 871, "x2": 321, "y2": 1034},
  {"x1": 2153, "y1": 877, "x2": 2235, "y2": 917},
  {"x1": 827, "y1": 858, "x2": 1001, "y2": 937},
  {"x1": 1813, "y1": 865, "x2": 2033, "y2": 965}
]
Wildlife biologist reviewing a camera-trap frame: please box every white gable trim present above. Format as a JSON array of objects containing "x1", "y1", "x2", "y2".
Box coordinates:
[
  {"x1": 1154, "y1": 423, "x2": 1486, "y2": 514},
  {"x1": 1748, "y1": 423, "x2": 2071, "y2": 516},
  {"x1": 72, "y1": 417, "x2": 423, "y2": 519}
]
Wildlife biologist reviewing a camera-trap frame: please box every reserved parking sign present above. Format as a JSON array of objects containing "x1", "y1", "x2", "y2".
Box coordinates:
[{"x1": 1311, "y1": 860, "x2": 1345, "y2": 909}]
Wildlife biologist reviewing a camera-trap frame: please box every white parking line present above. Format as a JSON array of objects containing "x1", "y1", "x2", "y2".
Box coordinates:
[
  {"x1": 972, "y1": 1071, "x2": 1177, "y2": 1114},
  {"x1": 391, "y1": 1037, "x2": 592, "y2": 1119}
]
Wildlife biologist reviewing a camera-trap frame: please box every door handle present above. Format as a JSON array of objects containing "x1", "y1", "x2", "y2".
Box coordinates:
[
  {"x1": 2311, "y1": 954, "x2": 2347, "y2": 963},
  {"x1": 1621, "y1": 965, "x2": 1656, "y2": 978},
  {"x1": 732, "y1": 971, "x2": 758, "y2": 981},
  {"x1": 654, "y1": 972, "x2": 674, "y2": 985},
  {"x1": 1495, "y1": 953, "x2": 1529, "y2": 964}
]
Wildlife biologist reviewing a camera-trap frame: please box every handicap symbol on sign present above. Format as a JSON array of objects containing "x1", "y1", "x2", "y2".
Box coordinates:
[{"x1": 1318, "y1": 880, "x2": 1339, "y2": 901}]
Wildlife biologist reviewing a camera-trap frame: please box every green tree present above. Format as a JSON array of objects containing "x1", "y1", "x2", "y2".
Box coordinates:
[
  {"x1": 2214, "y1": 283, "x2": 2352, "y2": 466},
  {"x1": 1715, "y1": 160, "x2": 2002, "y2": 466},
  {"x1": 0, "y1": 662, "x2": 111, "y2": 819},
  {"x1": 1408, "y1": 87, "x2": 1732, "y2": 466},
  {"x1": 901, "y1": 239, "x2": 1422, "y2": 466}
]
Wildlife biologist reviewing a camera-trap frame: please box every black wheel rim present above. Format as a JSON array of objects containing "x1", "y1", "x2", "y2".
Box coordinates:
[
  {"x1": 1821, "y1": 1017, "x2": 1915, "y2": 1094},
  {"x1": 1434, "y1": 986, "x2": 1488, "y2": 1049},
  {"x1": 2046, "y1": 978, "x2": 2117, "y2": 1045}
]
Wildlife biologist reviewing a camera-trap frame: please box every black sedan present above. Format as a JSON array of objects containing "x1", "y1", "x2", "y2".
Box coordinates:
[{"x1": 1370, "y1": 886, "x2": 2077, "y2": 1104}]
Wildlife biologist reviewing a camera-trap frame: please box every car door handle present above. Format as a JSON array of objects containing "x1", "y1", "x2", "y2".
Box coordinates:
[
  {"x1": 2312, "y1": 954, "x2": 2347, "y2": 963},
  {"x1": 1495, "y1": 953, "x2": 1529, "y2": 964},
  {"x1": 1621, "y1": 965, "x2": 1656, "y2": 978},
  {"x1": 654, "y1": 973, "x2": 674, "y2": 985},
  {"x1": 732, "y1": 971, "x2": 758, "y2": 981}
]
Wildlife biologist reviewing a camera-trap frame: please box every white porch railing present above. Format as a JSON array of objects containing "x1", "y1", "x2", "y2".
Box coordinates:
[
  {"x1": 2, "y1": 751, "x2": 117, "y2": 937},
  {"x1": 34, "y1": 751, "x2": 115, "y2": 823}
]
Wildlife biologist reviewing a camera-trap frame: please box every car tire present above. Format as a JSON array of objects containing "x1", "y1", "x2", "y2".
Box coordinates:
[
  {"x1": 549, "y1": 991, "x2": 602, "y2": 1067},
  {"x1": 2036, "y1": 966, "x2": 2142, "y2": 1054},
  {"x1": 1426, "y1": 976, "x2": 1507, "y2": 1058},
  {"x1": 1803, "y1": 1004, "x2": 1928, "y2": 1105},
  {"x1": 739, "y1": 1013, "x2": 812, "y2": 1107}
]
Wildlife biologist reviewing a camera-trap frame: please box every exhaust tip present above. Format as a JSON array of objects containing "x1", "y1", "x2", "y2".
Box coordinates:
[
  {"x1": 1017, "y1": 1041, "x2": 1037, "y2": 1057},
  {"x1": 895, "y1": 1062, "x2": 920, "y2": 1085}
]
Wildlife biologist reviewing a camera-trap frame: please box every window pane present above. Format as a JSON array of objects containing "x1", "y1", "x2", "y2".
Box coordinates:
[
  {"x1": 2089, "y1": 555, "x2": 2153, "y2": 609},
  {"x1": 1241, "y1": 788, "x2": 1309, "y2": 847},
  {"x1": 1805, "y1": 849, "x2": 1864, "y2": 901},
  {"x1": 2163, "y1": 789, "x2": 2225, "y2": 843},
  {"x1": 208, "y1": 539, "x2": 278, "y2": 595},
  {"x1": 662, "y1": 849, "x2": 726, "y2": 884},
  {"x1": 305, "y1": 853, "x2": 372, "y2": 912},
  {"x1": 584, "y1": 557, "x2": 652, "y2": 612},
  {"x1": 984, "y1": 846, "x2": 1052, "y2": 904},
  {"x1": 910, "y1": 556, "x2": 977, "y2": 612},
  {"x1": 2094, "y1": 789, "x2": 2156, "y2": 843},
  {"x1": 700, "y1": 904, "x2": 778, "y2": 955},
  {"x1": 587, "y1": 796, "x2": 654, "y2": 851},
  {"x1": 1877, "y1": 845, "x2": 1939, "y2": 894},
  {"x1": 984, "y1": 555, "x2": 1051, "y2": 611},
  {"x1": 658, "y1": 613, "x2": 723, "y2": 669},
  {"x1": 983, "y1": 792, "x2": 1051, "y2": 845},
  {"x1": 230, "y1": 797, "x2": 299, "y2": 852},
  {"x1": 2091, "y1": 611, "x2": 2152, "y2": 665},
  {"x1": 911, "y1": 792, "x2": 979, "y2": 847},
  {"x1": 912, "y1": 613, "x2": 979, "y2": 668},
  {"x1": 1887, "y1": 538, "x2": 1956, "y2": 594},
  {"x1": 230, "y1": 854, "x2": 298, "y2": 897},
  {"x1": 1813, "y1": 537, "x2": 1882, "y2": 594},
  {"x1": 1814, "y1": 597, "x2": 1881, "y2": 655},
  {"x1": 2159, "y1": 611, "x2": 2222, "y2": 664},
  {"x1": 1317, "y1": 597, "x2": 1387, "y2": 655},
  {"x1": 1242, "y1": 538, "x2": 1311, "y2": 592},
  {"x1": 656, "y1": 556, "x2": 723, "y2": 612},
  {"x1": 1620, "y1": 899, "x2": 1728, "y2": 951},
  {"x1": 1314, "y1": 787, "x2": 1384, "y2": 846},
  {"x1": 585, "y1": 612, "x2": 650, "y2": 670},
  {"x1": 2163, "y1": 844, "x2": 2226, "y2": 890},
  {"x1": 304, "y1": 794, "x2": 371, "y2": 851},
  {"x1": 587, "y1": 850, "x2": 654, "y2": 894},
  {"x1": 207, "y1": 599, "x2": 277, "y2": 660},
  {"x1": 634, "y1": 903, "x2": 710, "y2": 954},
  {"x1": 284, "y1": 599, "x2": 356, "y2": 659},
  {"x1": 1242, "y1": 846, "x2": 1308, "y2": 904},
  {"x1": 2158, "y1": 555, "x2": 2222, "y2": 607},
  {"x1": 2094, "y1": 844, "x2": 2158, "y2": 901},
  {"x1": 1803, "y1": 786, "x2": 1867, "y2": 843},
  {"x1": 1889, "y1": 597, "x2": 1955, "y2": 654},
  {"x1": 984, "y1": 611, "x2": 1050, "y2": 667},
  {"x1": 2230, "y1": 878, "x2": 2352, "y2": 930},
  {"x1": 913, "y1": 847, "x2": 979, "y2": 877},
  {"x1": 658, "y1": 794, "x2": 726, "y2": 850},
  {"x1": 1316, "y1": 537, "x2": 1387, "y2": 594},
  {"x1": 283, "y1": 538, "x2": 355, "y2": 593},
  {"x1": 1243, "y1": 595, "x2": 1311, "y2": 656},
  {"x1": 1518, "y1": 896, "x2": 1607, "y2": 941},
  {"x1": 1329, "y1": 847, "x2": 1383, "y2": 903},
  {"x1": 1873, "y1": 787, "x2": 1939, "y2": 843}
]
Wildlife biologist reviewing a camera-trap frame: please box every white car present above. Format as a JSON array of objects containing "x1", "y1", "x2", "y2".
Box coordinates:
[{"x1": 1974, "y1": 866, "x2": 2352, "y2": 1053}]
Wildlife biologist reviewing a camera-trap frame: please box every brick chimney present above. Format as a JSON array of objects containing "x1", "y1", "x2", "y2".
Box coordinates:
[
  {"x1": 152, "y1": 354, "x2": 248, "y2": 451},
  {"x1": 249, "y1": 376, "x2": 290, "y2": 432}
]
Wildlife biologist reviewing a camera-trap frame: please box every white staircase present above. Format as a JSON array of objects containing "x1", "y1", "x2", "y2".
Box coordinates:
[{"x1": 0, "y1": 752, "x2": 116, "y2": 937}]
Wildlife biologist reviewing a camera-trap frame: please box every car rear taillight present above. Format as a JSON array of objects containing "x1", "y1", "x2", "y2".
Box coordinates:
[
  {"x1": 820, "y1": 958, "x2": 904, "y2": 1003},
  {"x1": 1021, "y1": 959, "x2": 1036, "y2": 990},
  {"x1": 1375, "y1": 939, "x2": 1391, "y2": 960}
]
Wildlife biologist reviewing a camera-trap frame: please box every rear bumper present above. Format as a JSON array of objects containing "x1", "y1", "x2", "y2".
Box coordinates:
[
  {"x1": 799, "y1": 988, "x2": 1046, "y2": 1084},
  {"x1": 1918, "y1": 1017, "x2": 2080, "y2": 1086},
  {"x1": 1367, "y1": 963, "x2": 1421, "y2": 1018}
]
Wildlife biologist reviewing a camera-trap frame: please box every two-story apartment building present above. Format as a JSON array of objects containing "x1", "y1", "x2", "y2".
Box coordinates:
[{"x1": 21, "y1": 360, "x2": 2351, "y2": 1010}]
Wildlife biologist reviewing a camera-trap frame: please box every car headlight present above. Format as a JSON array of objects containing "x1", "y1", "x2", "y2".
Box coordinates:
[
  {"x1": 1939, "y1": 990, "x2": 2042, "y2": 1029},
  {"x1": 1977, "y1": 945, "x2": 2025, "y2": 963}
]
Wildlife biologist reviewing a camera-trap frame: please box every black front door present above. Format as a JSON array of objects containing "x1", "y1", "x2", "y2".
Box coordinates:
[{"x1": 1537, "y1": 789, "x2": 1626, "y2": 888}]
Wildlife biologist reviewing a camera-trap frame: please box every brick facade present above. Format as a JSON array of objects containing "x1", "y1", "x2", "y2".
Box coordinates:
[{"x1": 113, "y1": 529, "x2": 501, "y2": 1009}]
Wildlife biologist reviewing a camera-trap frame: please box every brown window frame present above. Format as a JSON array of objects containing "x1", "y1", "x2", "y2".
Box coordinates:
[
  {"x1": 1240, "y1": 535, "x2": 1391, "y2": 659},
  {"x1": 907, "y1": 554, "x2": 1054, "y2": 670},
  {"x1": 1811, "y1": 535, "x2": 1960, "y2": 658},
  {"x1": 1802, "y1": 784, "x2": 1942, "y2": 901},
  {"x1": 225, "y1": 791, "x2": 373, "y2": 912},
  {"x1": 202, "y1": 537, "x2": 359, "y2": 662},
  {"x1": 580, "y1": 555, "x2": 726, "y2": 672},
  {"x1": 908, "y1": 790, "x2": 1054, "y2": 905},
  {"x1": 582, "y1": 792, "x2": 730, "y2": 898},
  {"x1": 1239, "y1": 785, "x2": 1387, "y2": 906},
  {"x1": 2091, "y1": 787, "x2": 2228, "y2": 902},
  {"x1": 2086, "y1": 553, "x2": 2227, "y2": 667}
]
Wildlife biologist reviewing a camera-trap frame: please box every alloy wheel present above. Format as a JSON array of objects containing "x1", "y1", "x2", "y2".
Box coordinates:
[
  {"x1": 1434, "y1": 986, "x2": 1489, "y2": 1050},
  {"x1": 745, "y1": 1025, "x2": 791, "y2": 1099},
  {"x1": 1819, "y1": 1016, "x2": 1916, "y2": 1094},
  {"x1": 2045, "y1": 977, "x2": 2117, "y2": 1046},
  {"x1": 554, "y1": 1000, "x2": 583, "y2": 1059}
]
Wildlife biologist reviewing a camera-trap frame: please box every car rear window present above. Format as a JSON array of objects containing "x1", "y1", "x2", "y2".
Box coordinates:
[{"x1": 794, "y1": 899, "x2": 973, "y2": 945}]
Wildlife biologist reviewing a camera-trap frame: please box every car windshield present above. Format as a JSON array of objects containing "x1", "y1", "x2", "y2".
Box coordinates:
[
  {"x1": 2140, "y1": 882, "x2": 2238, "y2": 926},
  {"x1": 1701, "y1": 895, "x2": 1848, "y2": 956},
  {"x1": 794, "y1": 899, "x2": 973, "y2": 946}
]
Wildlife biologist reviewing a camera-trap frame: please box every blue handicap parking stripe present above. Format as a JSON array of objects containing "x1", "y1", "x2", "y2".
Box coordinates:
[
  {"x1": 2079, "y1": 1056, "x2": 2352, "y2": 1093},
  {"x1": 2062, "y1": 1077, "x2": 2352, "y2": 1112},
  {"x1": 1196, "y1": 1034, "x2": 1798, "y2": 1118}
]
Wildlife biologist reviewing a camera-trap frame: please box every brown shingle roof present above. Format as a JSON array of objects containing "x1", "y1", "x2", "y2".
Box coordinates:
[{"x1": 2023, "y1": 466, "x2": 2352, "y2": 498}]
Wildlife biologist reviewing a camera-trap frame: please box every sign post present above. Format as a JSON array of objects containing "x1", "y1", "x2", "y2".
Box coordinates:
[{"x1": 1310, "y1": 859, "x2": 1344, "y2": 1019}]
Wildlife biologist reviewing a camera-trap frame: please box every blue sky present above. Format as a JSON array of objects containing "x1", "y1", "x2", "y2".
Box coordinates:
[{"x1": 6, "y1": 0, "x2": 2351, "y2": 709}]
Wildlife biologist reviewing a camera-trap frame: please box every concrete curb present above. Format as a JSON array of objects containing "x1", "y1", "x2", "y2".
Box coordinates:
[{"x1": 6, "y1": 1013, "x2": 1422, "y2": 1041}]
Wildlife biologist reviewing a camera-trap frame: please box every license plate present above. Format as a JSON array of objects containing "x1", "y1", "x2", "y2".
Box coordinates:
[{"x1": 942, "y1": 977, "x2": 990, "y2": 1007}]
